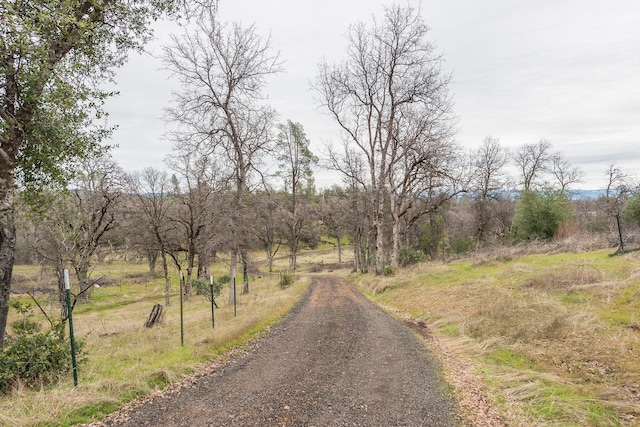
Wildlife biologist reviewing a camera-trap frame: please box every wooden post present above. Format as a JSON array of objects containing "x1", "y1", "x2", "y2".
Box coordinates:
[{"x1": 144, "y1": 304, "x2": 164, "y2": 328}]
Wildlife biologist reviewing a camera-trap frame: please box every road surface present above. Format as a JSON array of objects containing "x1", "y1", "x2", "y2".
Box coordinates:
[{"x1": 97, "y1": 275, "x2": 459, "y2": 426}]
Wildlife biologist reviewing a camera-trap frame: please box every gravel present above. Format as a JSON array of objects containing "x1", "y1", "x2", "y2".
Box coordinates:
[{"x1": 92, "y1": 276, "x2": 460, "y2": 426}]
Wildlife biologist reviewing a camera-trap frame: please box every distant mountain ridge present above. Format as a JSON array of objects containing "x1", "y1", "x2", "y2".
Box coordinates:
[{"x1": 569, "y1": 189, "x2": 608, "y2": 199}]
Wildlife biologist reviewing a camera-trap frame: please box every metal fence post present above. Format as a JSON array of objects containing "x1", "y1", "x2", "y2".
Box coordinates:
[{"x1": 64, "y1": 269, "x2": 78, "y2": 387}]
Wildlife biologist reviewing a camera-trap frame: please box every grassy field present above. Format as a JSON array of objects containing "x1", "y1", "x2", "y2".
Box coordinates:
[
  {"x1": 1, "y1": 256, "x2": 312, "y2": 426},
  {"x1": 353, "y1": 246, "x2": 640, "y2": 426},
  {"x1": 5, "y1": 240, "x2": 637, "y2": 426}
]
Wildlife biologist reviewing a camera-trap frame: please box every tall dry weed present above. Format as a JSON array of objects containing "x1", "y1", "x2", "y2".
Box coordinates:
[
  {"x1": 525, "y1": 265, "x2": 606, "y2": 291},
  {"x1": 463, "y1": 289, "x2": 574, "y2": 345}
]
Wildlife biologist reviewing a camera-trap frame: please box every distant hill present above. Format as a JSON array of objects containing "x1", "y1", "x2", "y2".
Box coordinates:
[{"x1": 569, "y1": 189, "x2": 607, "y2": 199}]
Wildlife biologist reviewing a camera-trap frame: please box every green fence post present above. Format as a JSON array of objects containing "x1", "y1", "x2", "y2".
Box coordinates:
[
  {"x1": 179, "y1": 270, "x2": 184, "y2": 347},
  {"x1": 64, "y1": 269, "x2": 78, "y2": 387}
]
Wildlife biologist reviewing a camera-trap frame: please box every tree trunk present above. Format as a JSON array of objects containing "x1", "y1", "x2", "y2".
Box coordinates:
[
  {"x1": 266, "y1": 249, "x2": 274, "y2": 272},
  {"x1": 185, "y1": 246, "x2": 195, "y2": 300},
  {"x1": 241, "y1": 249, "x2": 249, "y2": 294},
  {"x1": 55, "y1": 261, "x2": 68, "y2": 322},
  {"x1": 161, "y1": 250, "x2": 170, "y2": 306},
  {"x1": 352, "y1": 232, "x2": 360, "y2": 273},
  {"x1": 390, "y1": 196, "x2": 400, "y2": 269},
  {"x1": 197, "y1": 251, "x2": 210, "y2": 280},
  {"x1": 374, "y1": 190, "x2": 385, "y2": 275},
  {"x1": 125, "y1": 237, "x2": 130, "y2": 262},
  {"x1": 337, "y1": 235, "x2": 342, "y2": 264},
  {"x1": 75, "y1": 259, "x2": 91, "y2": 303},
  {"x1": 147, "y1": 249, "x2": 158, "y2": 273},
  {"x1": 366, "y1": 223, "x2": 375, "y2": 274},
  {"x1": 0, "y1": 156, "x2": 16, "y2": 348},
  {"x1": 290, "y1": 239, "x2": 297, "y2": 270}
]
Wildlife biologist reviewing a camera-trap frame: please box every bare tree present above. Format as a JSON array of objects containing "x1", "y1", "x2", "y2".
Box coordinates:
[
  {"x1": 166, "y1": 152, "x2": 221, "y2": 301},
  {"x1": 69, "y1": 157, "x2": 122, "y2": 301},
  {"x1": 471, "y1": 136, "x2": 509, "y2": 242},
  {"x1": 387, "y1": 121, "x2": 463, "y2": 267},
  {"x1": 30, "y1": 155, "x2": 121, "y2": 305},
  {"x1": 321, "y1": 187, "x2": 351, "y2": 264},
  {"x1": 315, "y1": 4, "x2": 454, "y2": 273},
  {"x1": 250, "y1": 191, "x2": 283, "y2": 273},
  {"x1": 326, "y1": 146, "x2": 374, "y2": 272},
  {"x1": 275, "y1": 121, "x2": 318, "y2": 270},
  {"x1": 163, "y1": 14, "x2": 281, "y2": 302},
  {"x1": 550, "y1": 152, "x2": 584, "y2": 192},
  {"x1": 513, "y1": 139, "x2": 552, "y2": 190},
  {"x1": 125, "y1": 168, "x2": 174, "y2": 305},
  {"x1": 604, "y1": 164, "x2": 633, "y2": 217},
  {"x1": 30, "y1": 209, "x2": 73, "y2": 321}
]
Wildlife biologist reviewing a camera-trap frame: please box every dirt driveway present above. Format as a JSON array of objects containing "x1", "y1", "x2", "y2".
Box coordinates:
[{"x1": 94, "y1": 276, "x2": 459, "y2": 426}]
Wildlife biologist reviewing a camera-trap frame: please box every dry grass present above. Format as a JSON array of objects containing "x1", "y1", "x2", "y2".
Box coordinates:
[
  {"x1": 354, "y1": 247, "x2": 640, "y2": 426},
  {"x1": 2, "y1": 260, "x2": 309, "y2": 426}
]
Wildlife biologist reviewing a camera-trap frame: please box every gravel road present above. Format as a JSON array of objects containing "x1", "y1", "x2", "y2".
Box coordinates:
[{"x1": 96, "y1": 276, "x2": 460, "y2": 426}]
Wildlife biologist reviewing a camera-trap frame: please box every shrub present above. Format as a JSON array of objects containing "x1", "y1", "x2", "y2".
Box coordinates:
[
  {"x1": 191, "y1": 278, "x2": 224, "y2": 303},
  {"x1": 383, "y1": 266, "x2": 395, "y2": 276},
  {"x1": 418, "y1": 215, "x2": 446, "y2": 259},
  {"x1": 0, "y1": 303, "x2": 85, "y2": 393},
  {"x1": 511, "y1": 188, "x2": 572, "y2": 242},
  {"x1": 217, "y1": 275, "x2": 231, "y2": 285},
  {"x1": 309, "y1": 263, "x2": 324, "y2": 273},
  {"x1": 398, "y1": 246, "x2": 426, "y2": 267},
  {"x1": 279, "y1": 273, "x2": 293, "y2": 289},
  {"x1": 9, "y1": 300, "x2": 40, "y2": 335},
  {"x1": 623, "y1": 191, "x2": 640, "y2": 227},
  {"x1": 451, "y1": 236, "x2": 475, "y2": 254}
]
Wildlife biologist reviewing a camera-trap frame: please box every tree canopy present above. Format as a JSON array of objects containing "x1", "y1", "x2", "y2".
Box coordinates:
[{"x1": 0, "y1": 0, "x2": 216, "y2": 346}]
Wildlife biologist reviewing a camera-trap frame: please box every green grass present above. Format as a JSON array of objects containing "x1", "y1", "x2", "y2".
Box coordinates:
[
  {"x1": 439, "y1": 322, "x2": 459, "y2": 337},
  {"x1": 483, "y1": 348, "x2": 532, "y2": 370},
  {"x1": 2, "y1": 259, "x2": 310, "y2": 426},
  {"x1": 6, "y1": 244, "x2": 639, "y2": 426},
  {"x1": 354, "y1": 246, "x2": 640, "y2": 426}
]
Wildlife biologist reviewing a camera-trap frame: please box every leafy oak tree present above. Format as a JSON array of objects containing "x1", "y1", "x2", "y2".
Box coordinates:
[{"x1": 0, "y1": 0, "x2": 216, "y2": 346}]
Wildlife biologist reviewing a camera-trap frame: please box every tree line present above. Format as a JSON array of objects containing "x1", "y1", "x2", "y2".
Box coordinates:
[{"x1": 12, "y1": 136, "x2": 640, "y2": 316}]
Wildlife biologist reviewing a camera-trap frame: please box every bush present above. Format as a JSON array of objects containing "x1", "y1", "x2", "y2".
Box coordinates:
[
  {"x1": 418, "y1": 215, "x2": 446, "y2": 259},
  {"x1": 9, "y1": 300, "x2": 40, "y2": 335},
  {"x1": 398, "y1": 246, "x2": 426, "y2": 267},
  {"x1": 191, "y1": 278, "x2": 224, "y2": 303},
  {"x1": 0, "y1": 303, "x2": 85, "y2": 393},
  {"x1": 279, "y1": 273, "x2": 293, "y2": 289},
  {"x1": 451, "y1": 236, "x2": 475, "y2": 254},
  {"x1": 217, "y1": 275, "x2": 231, "y2": 285},
  {"x1": 623, "y1": 191, "x2": 640, "y2": 227},
  {"x1": 511, "y1": 189, "x2": 572, "y2": 242}
]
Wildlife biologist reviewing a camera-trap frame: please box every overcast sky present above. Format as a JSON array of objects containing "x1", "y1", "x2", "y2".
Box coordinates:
[{"x1": 105, "y1": 0, "x2": 639, "y2": 189}]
